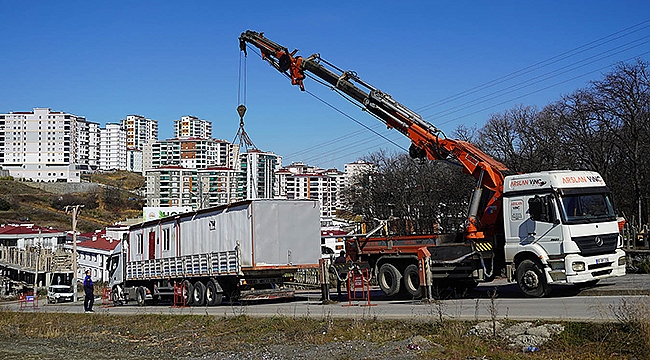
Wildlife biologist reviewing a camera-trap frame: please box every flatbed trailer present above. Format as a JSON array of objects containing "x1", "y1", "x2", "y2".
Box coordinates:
[{"x1": 108, "y1": 199, "x2": 322, "y2": 306}]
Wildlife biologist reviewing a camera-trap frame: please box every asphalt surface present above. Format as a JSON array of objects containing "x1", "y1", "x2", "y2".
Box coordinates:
[{"x1": 2, "y1": 274, "x2": 648, "y2": 322}]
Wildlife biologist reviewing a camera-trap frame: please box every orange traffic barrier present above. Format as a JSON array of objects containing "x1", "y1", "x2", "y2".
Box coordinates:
[
  {"x1": 19, "y1": 291, "x2": 39, "y2": 310},
  {"x1": 342, "y1": 267, "x2": 376, "y2": 308},
  {"x1": 172, "y1": 282, "x2": 188, "y2": 308},
  {"x1": 100, "y1": 287, "x2": 112, "y2": 307}
]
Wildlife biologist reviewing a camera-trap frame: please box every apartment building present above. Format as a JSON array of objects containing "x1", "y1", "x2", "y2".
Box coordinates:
[
  {"x1": 0, "y1": 108, "x2": 100, "y2": 182},
  {"x1": 281, "y1": 163, "x2": 344, "y2": 218},
  {"x1": 99, "y1": 123, "x2": 127, "y2": 171},
  {"x1": 174, "y1": 115, "x2": 212, "y2": 139},
  {"x1": 121, "y1": 114, "x2": 158, "y2": 151},
  {"x1": 145, "y1": 166, "x2": 199, "y2": 209},
  {"x1": 199, "y1": 167, "x2": 243, "y2": 206},
  {"x1": 240, "y1": 150, "x2": 281, "y2": 200},
  {"x1": 149, "y1": 138, "x2": 239, "y2": 170}
]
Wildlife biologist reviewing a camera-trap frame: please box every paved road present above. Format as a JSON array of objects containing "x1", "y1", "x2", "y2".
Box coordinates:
[{"x1": 3, "y1": 274, "x2": 648, "y2": 322}]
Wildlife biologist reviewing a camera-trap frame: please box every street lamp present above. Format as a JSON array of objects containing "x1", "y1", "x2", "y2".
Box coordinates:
[{"x1": 65, "y1": 205, "x2": 84, "y2": 302}]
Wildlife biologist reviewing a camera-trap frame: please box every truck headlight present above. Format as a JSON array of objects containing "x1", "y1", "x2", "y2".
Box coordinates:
[
  {"x1": 618, "y1": 256, "x2": 626, "y2": 266},
  {"x1": 572, "y1": 262, "x2": 585, "y2": 272}
]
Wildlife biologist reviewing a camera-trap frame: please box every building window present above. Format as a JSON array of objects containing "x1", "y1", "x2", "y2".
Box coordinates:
[
  {"x1": 162, "y1": 227, "x2": 170, "y2": 251},
  {"x1": 136, "y1": 233, "x2": 143, "y2": 254}
]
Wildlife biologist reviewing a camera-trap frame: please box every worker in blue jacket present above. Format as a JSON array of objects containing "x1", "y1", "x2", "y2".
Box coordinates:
[{"x1": 83, "y1": 269, "x2": 94, "y2": 313}]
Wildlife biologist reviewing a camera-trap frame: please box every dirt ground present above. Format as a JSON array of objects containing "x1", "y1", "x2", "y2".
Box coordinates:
[{"x1": 1, "y1": 333, "x2": 438, "y2": 360}]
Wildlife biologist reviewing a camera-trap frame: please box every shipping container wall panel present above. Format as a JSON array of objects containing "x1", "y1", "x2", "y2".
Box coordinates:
[
  {"x1": 127, "y1": 200, "x2": 320, "y2": 267},
  {"x1": 179, "y1": 203, "x2": 253, "y2": 264},
  {"x1": 252, "y1": 201, "x2": 320, "y2": 266}
]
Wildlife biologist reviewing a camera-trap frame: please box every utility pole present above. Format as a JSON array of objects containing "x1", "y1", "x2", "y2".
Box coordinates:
[{"x1": 66, "y1": 205, "x2": 84, "y2": 302}]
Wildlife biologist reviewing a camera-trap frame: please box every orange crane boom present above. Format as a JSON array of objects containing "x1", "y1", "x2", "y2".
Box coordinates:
[{"x1": 239, "y1": 30, "x2": 511, "y2": 240}]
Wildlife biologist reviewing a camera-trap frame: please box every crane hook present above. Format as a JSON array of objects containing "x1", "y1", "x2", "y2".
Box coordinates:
[{"x1": 237, "y1": 104, "x2": 247, "y2": 119}]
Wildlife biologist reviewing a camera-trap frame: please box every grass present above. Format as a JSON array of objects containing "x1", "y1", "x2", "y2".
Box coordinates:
[{"x1": 1, "y1": 308, "x2": 649, "y2": 359}]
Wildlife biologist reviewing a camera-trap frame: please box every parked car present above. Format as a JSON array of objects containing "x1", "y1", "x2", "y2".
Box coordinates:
[{"x1": 47, "y1": 285, "x2": 74, "y2": 303}]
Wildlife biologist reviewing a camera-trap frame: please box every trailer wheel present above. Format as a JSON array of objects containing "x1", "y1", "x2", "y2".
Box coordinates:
[
  {"x1": 516, "y1": 259, "x2": 550, "y2": 297},
  {"x1": 136, "y1": 286, "x2": 146, "y2": 306},
  {"x1": 182, "y1": 280, "x2": 194, "y2": 306},
  {"x1": 378, "y1": 263, "x2": 402, "y2": 296},
  {"x1": 192, "y1": 281, "x2": 206, "y2": 306},
  {"x1": 403, "y1": 264, "x2": 422, "y2": 298},
  {"x1": 205, "y1": 280, "x2": 223, "y2": 306}
]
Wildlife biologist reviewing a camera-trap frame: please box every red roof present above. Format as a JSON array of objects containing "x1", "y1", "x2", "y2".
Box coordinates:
[
  {"x1": 0, "y1": 223, "x2": 66, "y2": 236},
  {"x1": 77, "y1": 230, "x2": 120, "y2": 251},
  {"x1": 321, "y1": 229, "x2": 348, "y2": 236}
]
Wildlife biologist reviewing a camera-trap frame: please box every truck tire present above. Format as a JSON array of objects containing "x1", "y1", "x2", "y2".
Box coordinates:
[
  {"x1": 136, "y1": 286, "x2": 146, "y2": 306},
  {"x1": 205, "y1": 280, "x2": 223, "y2": 306},
  {"x1": 111, "y1": 286, "x2": 123, "y2": 305},
  {"x1": 403, "y1": 264, "x2": 422, "y2": 298},
  {"x1": 192, "y1": 281, "x2": 206, "y2": 306},
  {"x1": 182, "y1": 280, "x2": 194, "y2": 306},
  {"x1": 516, "y1": 259, "x2": 550, "y2": 297},
  {"x1": 378, "y1": 263, "x2": 402, "y2": 297}
]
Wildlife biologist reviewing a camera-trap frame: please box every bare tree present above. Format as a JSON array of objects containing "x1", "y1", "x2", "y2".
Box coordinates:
[{"x1": 344, "y1": 150, "x2": 474, "y2": 235}]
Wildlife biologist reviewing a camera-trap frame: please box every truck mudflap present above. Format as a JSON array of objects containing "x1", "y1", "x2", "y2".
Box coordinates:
[
  {"x1": 238, "y1": 288, "x2": 295, "y2": 301},
  {"x1": 126, "y1": 249, "x2": 242, "y2": 281},
  {"x1": 545, "y1": 249, "x2": 627, "y2": 284}
]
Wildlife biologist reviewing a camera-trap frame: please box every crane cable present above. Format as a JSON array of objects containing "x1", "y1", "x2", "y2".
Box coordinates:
[
  {"x1": 238, "y1": 50, "x2": 247, "y2": 106},
  {"x1": 243, "y1": 44, "x2": 408, "y2": 152},
  {"x1": 415, "y1": 18, "x2": 650, "y2": 113}
]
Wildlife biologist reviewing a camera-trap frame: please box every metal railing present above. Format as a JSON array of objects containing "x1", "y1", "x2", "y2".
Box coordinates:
[{"x1": 125, "y1": 248, "x2": 242, "y2": 281}]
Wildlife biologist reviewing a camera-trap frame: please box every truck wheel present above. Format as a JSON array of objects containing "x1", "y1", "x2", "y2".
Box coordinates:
[
  {"x1": 136, "y1": 286, "x2": 146, "y2": 306},
  {"x1": 111, "y1": 286, "x2": 122, "y2": 305},
  {"x1": 182, "y1": 280, "x2": 194, "y2": 306},
  {"x1": 205, "y1": 280, "x2": 223, "y2": 306},
  {"x1": 192, "y1": 281, "x2": 206, "y2": 306},
  {"x1": 378, "y1": 263, "x2": 402, "y2": 296},
  {"x1": 516, "y1": 259, "x2": 550, "y2": 297},
  {"x1": 403, "y1": 264, "x2": 422, "y2": 298}
]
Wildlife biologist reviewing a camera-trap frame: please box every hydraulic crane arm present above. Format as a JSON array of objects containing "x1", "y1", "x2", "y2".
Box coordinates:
[{"x1": 239, "y1": 30, "x2": 510, "y2": 239}]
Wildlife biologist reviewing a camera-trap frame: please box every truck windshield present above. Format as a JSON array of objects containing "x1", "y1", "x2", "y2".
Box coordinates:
[{"x1": 559, "y1": 192, "x2": 616, "y2": 224}]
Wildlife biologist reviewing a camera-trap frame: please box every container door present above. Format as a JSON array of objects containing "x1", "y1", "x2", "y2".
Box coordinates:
[{"x1": 149, "y1": 231, "x2": 156, "y2": 260}]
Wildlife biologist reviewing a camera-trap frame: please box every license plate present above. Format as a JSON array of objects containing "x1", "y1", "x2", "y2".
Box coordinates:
[{"x1": 596, "y1": 257, "x2": 609, "y2": 264}]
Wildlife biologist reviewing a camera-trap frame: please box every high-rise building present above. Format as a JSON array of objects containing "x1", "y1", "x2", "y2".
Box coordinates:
[
  {"x1": 146, "y1": 166, "x2": 244, "y2": 209},
  {"x1": 281, "y1": 162, "x2": 344, "y2": 218},
  {"x1": 0, "y1": 108, "x2": 100, "y2": 182},
  {"x1": 121, "y1": 114, "x2": 158, "y2": 151},
  {"x1": 240, "y1": 150, "x2": 281, "y2": 200},
  {"x1": 149, "y1": 138, "x2": 239, "y2": 170},
  {"x1": 87, "y1": 122, "x2": 101, "y2": 170},
  {"x1": 99, "y1": 123, "x2": 127, "y2": 171},
  {"x1": 174, "y1": 115, "x2": 212, "y2": 139},
  {"x1": 199, "y1": 167, "x2": 243, "y2": 206}
]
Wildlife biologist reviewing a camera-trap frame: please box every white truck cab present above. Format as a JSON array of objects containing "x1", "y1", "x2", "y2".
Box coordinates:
[{"x1": 502, "y1": 170, "x2": 626, "y2": 296}]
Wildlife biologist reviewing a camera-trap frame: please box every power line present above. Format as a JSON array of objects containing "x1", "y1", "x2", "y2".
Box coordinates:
[
  {"x1": 427, "y1": 37, "x2": 650, "y2": 121},
  {"x1": 415, "y1": 18, "x2": 650, "y2": 113},
  {"x1": 435, "y1": 50, "x2": 650, "y2": 127}
]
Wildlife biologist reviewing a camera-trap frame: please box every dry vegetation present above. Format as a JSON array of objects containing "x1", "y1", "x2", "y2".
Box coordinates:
[
  {"x1": 1, "y1": 306, "x2": 649, "y2": 359},
  {"x1": 0, "y1": 172, "x2": 145, "y2": 232}
]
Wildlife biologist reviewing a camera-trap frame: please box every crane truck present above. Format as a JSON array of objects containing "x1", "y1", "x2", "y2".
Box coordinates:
[{"x1": 239, "y1": 30, "x2": 626, "y2": 298}]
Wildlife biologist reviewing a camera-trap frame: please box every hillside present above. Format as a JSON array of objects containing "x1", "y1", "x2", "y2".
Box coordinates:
[{"x1": 0, "y1": 172, "x2": 145, "y2": 232}]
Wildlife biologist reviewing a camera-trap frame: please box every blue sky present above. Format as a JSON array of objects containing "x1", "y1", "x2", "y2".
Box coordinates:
[{"x1": 2, "y1": 1, "x2": 649, "y2": 170}]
